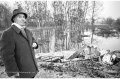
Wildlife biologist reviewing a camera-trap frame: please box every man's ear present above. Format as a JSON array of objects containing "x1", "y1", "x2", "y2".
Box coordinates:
[
  {"x1": 13, "y1": 15, "x2": 18, "y2": 23},
  {"x1": 13, "y1": 17, "x2": 16, "y2": 23}
]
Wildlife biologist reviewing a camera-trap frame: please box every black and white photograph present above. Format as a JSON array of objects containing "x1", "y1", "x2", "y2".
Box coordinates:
[{"x1": 0, "y1": 0, "x2": 120, "y2": 78}]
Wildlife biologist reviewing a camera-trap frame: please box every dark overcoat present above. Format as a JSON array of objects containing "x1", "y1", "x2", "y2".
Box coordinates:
[{"x1": 0, "y1": 25, "x2": 39, "y2": 78}]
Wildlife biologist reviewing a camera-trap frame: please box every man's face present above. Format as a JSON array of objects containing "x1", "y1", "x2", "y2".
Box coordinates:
[{"x1": 14, "y1": 14, "x2": 27, "y2": 27}]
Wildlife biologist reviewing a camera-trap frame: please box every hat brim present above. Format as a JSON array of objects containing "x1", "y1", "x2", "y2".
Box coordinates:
[{"x1": 11, "y1": 12, "x2": 27, "y2": 22}]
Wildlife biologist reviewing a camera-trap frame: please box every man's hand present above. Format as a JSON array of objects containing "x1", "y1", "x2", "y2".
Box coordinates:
[{"x1": 32, "y1": 42, "x2": 38, "y2": 48}]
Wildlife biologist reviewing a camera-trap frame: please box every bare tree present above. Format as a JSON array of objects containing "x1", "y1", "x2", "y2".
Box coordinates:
[
  {"x1": 91, "y1": 1, "x2": 95, "y2": 44},
  {"x1": 24, "y1": 1, "x2": 47, "y2": 27},
  {"x1": 90, "y1": 1, "x2": 103, "y2": 44},
  {"x1": 52, "y1": 1, "x2": 89, "y2": 50}
]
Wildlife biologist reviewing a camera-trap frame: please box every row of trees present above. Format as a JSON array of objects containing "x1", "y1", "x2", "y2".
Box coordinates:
[
  {"x1": 0, "y1": 1, "x2": 103, "y2": 51},
  {"x1": 101, "y1": 17, "x2": 120, "y2": 32},
  {"x1": 0, "y1": 1, "x2": 104, "y2": 29}
]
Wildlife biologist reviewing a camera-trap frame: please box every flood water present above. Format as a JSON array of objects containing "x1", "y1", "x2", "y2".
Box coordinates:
[{"x1": 84, "y1": 31, "x2": 120, "y2": 51}]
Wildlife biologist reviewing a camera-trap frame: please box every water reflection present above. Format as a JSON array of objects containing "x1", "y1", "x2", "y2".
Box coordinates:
[{"x1": 84, "y1": 31, "x2": 120, "y2": 51}]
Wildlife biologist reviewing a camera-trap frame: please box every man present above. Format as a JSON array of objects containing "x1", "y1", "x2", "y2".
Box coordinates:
[{"x1": 0, "y1": 8, "x2": 39, "y2": 78}]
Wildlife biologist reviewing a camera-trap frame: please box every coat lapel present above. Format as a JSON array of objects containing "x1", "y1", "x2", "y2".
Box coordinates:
[
  {"x1": 25, "y1": 28, "x2": 33, "y2": 46},
  {"x1": 25, "y1": 29, "x2": 38, "y2": 68},
  {"x1": 12, "y1": 25, "x2": 32, "y2": 46}
]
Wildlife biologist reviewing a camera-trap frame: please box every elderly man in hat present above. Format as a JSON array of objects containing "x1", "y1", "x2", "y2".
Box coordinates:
[{"x1": 0, "y1": 8, "x2": 39, "y2": 78}]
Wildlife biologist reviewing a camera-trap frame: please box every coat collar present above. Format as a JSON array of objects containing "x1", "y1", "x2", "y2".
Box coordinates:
[
  {"x1": 12, "y1": 24, "x2": 27, "y2": 34},
  {"x1": 12, "y1": 24, "x2": 28, "y2": 40},
  {"x1": 11, "y1": 24, "x2": 21, "y2": 34}
]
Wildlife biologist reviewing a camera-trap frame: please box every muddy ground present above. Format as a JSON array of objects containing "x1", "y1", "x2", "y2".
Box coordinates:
[
  {"x1": 0, "y1": 65, "x2": 90, "y2": 78},
  {"x1": 0, "y1": 60, "x2": 91, "y2": 78},
  {"x1": 1, "y1": 59, "x2": 120, "y2": 78}
]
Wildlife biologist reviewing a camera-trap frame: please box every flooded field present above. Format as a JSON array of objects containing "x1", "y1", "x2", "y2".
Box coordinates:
[{"x1": 84, "y1": 31, "x2": 120, "y2": 51}]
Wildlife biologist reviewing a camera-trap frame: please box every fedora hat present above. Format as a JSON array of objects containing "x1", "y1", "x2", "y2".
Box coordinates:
[{"x1": 11, "y1": 8, "x2": 27, "y2": 22}]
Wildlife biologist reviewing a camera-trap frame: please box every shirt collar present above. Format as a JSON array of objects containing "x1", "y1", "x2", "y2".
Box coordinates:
[{"x1": 11, "y1": 23, "x2": 25, "y2": 30}]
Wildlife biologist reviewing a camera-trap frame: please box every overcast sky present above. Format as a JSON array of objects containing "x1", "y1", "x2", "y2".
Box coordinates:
[{"x1": 100, "y1": 1, "x2": 120, "y2": 19}]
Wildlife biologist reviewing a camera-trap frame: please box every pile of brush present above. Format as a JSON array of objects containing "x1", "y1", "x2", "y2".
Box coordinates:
[{"x1": 39, "y1": 58, "x2": 120, "y2": 78}]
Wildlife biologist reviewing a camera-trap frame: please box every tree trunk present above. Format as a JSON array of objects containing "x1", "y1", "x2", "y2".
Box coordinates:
[
  {"x1": 91, "y1": 1, "x2": 95, "y2": 44},
  {"x1": 49, "y1": 29, "x2": 55, "y2": 53}
]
